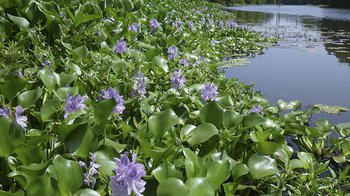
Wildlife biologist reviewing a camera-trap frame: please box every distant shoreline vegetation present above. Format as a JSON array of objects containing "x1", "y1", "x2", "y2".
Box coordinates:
[{"x1": 211, "y1": 0, "x2": 350, "y2": 8}]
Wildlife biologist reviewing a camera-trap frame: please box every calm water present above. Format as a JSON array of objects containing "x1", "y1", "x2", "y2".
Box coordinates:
[{"x1": 224, "y1": 5, "x2": 350, "y2": 124}]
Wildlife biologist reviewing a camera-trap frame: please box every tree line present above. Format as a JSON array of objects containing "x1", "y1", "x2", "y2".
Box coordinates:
[{"x1": 213, "y1": 0, "x2": 350, "y2": 7}]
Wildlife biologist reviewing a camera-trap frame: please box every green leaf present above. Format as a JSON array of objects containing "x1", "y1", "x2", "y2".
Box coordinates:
[
  {"x1": 53, "y1": 155, "x2": 83, "y2": 195},
  {"x1": 18, "y1": 87, "x2": 42, "y2": 108},
  {"x1": 316, "y1": 119, "x2": 333, "y2": 133},
  {"x1": 242, "y1": 113, "x2": 265, "y2": 128},
  {"x1": 152, "y1": 160, "x2": 183, "y2": 183},
  {"x1": 333, "y1": 154, "x2": 346, "y2": 163},
  {"x1": 111, "y1": 59, "x2": 130, "y2": 76},
  {"x1": 148, "y1": 108, "x2": 179, "y2": 139},
  {"x1": 7, "y1": 14, "x2": 29, "y2": 31},
  {"x1": 231, "y1": 163, "x2": 249, "y2": 179},
  {"x1": 152, "y1": 56, "x2": 168, "y2": 73},
  {"x1": 297, "y1": 152, "x2": 314, "y2": 169},
  {"x1": 71, "y1": 45, "x2": 89, "y2": 58},
  {"x1": 157, "y1": 178, "x2": 190, "y2": 196},
  {"x1": 94, "y1": 99, "x2": 116, "y2": 129},
  {"x1": 38, "y1": 69, "x2": 61, "y2": 93},
  {"x1": 217, "y1": 94, "x2": 234, "y2": 108},
  {"x1": 278, "y1": 100, "x2": 302, "y2": 110},
  {"x1": 183, "y1": 148, "x2": 206, "y2": 178},
  {"x1": 54, "y1": 87, "x2": 79, "y2": 100},
  {"x1": 8, "y1": 171, "x2": 32, "y2": 190},
  {"x1": 0, "y1": 76, "x2": 26, "y2": 101},
  {"x1": 247, "y1": 153, "x2": 279, "y2": 179},
  {"x1": 224, "y1": 110, "x2": 243, "y2": 128},
  {"x1": 98, "y1": 138, "x2": 126, "y2": 154},
  {"x1": 26, "y1": 176, "x2": 60, "y2": 196},
  {"x1": 0, "y1": 118, "x2": 25, "y2": 157},
  {"x1": 314, "y1": 103, "x2": 349, "y2": 114},
  {"x1": 200, "y1": 101, "x2": 224, "y2": 127},
  {"x1": 59, "y1": 73, "x2": 78, "y2": 87},
  {"x1": 73, "y1": 189, "x2": 100, "y2": 196},
  {"x1": 186, "y1": 123, "x2": 219, "y2": 146},
  {"x1": 40, "y1": 98, "x2": 60, "y2": 122},
  {"x1": 185, "y1": 177, "x2": 215, "y2": 196},
  {"x1": 206, "y1": 160, "x2": 231, "y2": 190}
]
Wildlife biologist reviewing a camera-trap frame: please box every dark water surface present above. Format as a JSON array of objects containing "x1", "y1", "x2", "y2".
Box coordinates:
[{"x1": 224, "y1": 5, "x2": 350, "y2": 124}]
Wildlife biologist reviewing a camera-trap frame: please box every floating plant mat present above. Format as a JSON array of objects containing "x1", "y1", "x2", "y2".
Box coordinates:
[
  {"x1": 314, "y1": 103, "x2": 349, "y2": 114},
  {"x1": 217, "y1": 58, "x2": 250, "y2": 68}
]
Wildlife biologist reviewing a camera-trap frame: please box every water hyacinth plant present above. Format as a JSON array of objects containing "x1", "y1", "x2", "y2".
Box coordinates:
[{"x1": 0, "y1": 0, "x2": 348, "y2": 195}]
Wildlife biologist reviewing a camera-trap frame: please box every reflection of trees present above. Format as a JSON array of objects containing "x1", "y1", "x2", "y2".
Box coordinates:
[
  {"x1": 320, "y1": 19, "x2": 350, "y2": 65},
  {"x1": 229, "y1": 10, "x2": 274, "y2": 24}
]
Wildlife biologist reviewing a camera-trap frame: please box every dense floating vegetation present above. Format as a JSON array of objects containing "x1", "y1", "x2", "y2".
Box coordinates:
[{"x1": 0, "y1": 0, "x2": 349, "y2": 195}]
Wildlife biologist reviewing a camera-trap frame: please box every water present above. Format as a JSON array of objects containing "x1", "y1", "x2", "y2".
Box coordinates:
[{"x1": 224, "y1": 5, "x2": 350, "y2": 124}]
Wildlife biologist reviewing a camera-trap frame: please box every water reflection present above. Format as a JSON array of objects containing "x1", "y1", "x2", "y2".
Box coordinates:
[{"x1": 224, "y1": 5, "x2": 350, "y2": 124}]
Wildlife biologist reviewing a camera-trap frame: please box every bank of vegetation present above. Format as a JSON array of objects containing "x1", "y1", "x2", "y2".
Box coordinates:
[
  {"x1": 214, "y1": 0, "x2": 350, "y2": 7},
  {"x1": 0, "y1": 0, "x2": 349, "y2": 195}
]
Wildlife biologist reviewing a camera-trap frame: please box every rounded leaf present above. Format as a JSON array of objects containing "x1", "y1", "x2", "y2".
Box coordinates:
[
  {"x1": 157, "y1": 178, "x2": 190, "y2": 196},
  {"x1": 185, "y1": 177, "x2": 215, "y2": 196},
  {"x1": 186, "y1": 123, "x2": 218, "y2": 146},
  {"x1": 247, "y1": 153, "x2": 279, "y2": 179}
]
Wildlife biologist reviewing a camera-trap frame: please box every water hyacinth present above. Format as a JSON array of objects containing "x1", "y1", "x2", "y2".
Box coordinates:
[
  {"x1": 79, "y1": 153, "x2": 101, "y2": 189},
  {"x1": 201, "y1": 83, "x2": 218, "y2": 102},
  {"x1": 114, "y1": 39, "x2": 127, "y2": 54},
  {"x1": 133, "y1": 71, "x2": 146, "y2": 97},
  {"x1": 0, "y1": 106, "x2": 11, "y2": 118},
  {"x1": 15, "y1": 106, "x2": 27, "y2": 129},
  {"x1": 211, "y1": 39, "x2": 218, "y2": 46},
  {"x1": 41, "y1": 59, "x2": 52, "y2": 66},
  {"x1": 128, "y1": 23, "x2": 140, "y2": 32},
  {"x1": 187, "y1": 21, "x2": 194, "y2": 30},
  {"x1": 170, "y1": 69, "x2": 186, "y2": 89},
  {"x1": 218, "y1": 20, "x2": 224, "y2": 29},
  {"x1": 201, "y1": 17, "x2": 206, "y2": 25},
  {"x1": 101, "y1": 87, "x2": 125, "y2": 115},
  {"x1": 150, "y1": 18, "x2": 159, "y2": 31},
  {"x1": 248, "y1": 105, "x2": 264, "y2": 115},
  {"x1": 110, "y1": 153, "x2": 146, "y2": 196},
  {"x1": 179, "y1": 58, "x2": 190, "y2": 66},
  {"x1": 64, "y1": 94, "x2": 87, "y2": 118},
  {"x1": 167, "y1": 45, "x2": 178, "y2": 60}
]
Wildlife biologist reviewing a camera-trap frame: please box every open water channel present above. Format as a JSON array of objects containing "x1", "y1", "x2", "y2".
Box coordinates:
[{"x1": 224, "y1": 5, "x2": 350, "y2": 124}]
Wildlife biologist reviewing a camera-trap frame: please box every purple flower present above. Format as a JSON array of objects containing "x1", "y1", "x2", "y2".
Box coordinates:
[
  {"x1": 0, "y1": 106, "x2": 11, "y2": 118},
  {"x1": 208, "y1": 18, "x2": 214, "y2": 27},
  {"x1": 133, "y1": 71, "x2": 146, "y2": 97},
  {"x1": 101, "y1": 87, "x2": 125, "y2": 115},
  {"x1": 41, "y1": 60, "x2": 52, "y2": 66},
  {"x1": 211, "y1": 39, "x2": 218, "y2": 46},
  {"x1": 167, "y1": 45, "x2": 178, "y2": 60},
  {"x1": 179, "y1": 58, "x2": 190, "y2": 66},
  {"x1": 110, "y1": 153, "x2": 146, "y2": 196},
  {"x1": 79, "y1": 153, "x2": 101, "y2": 189},
  {"x1": 248, "y1": 105, "x2": 264, "y2": 115},
  {"x1": 128, "y1": 23, "x2": 140, "y2": 32},
  {"x1": 114, "y1": 39, "x2": 127, "y2": 54},
  {"x1": 15, "y1": 106, "x2": 27, "y2": 129},
  {"x1": 201, "y1": 83, "x2": 218, "y2": 102},
  {"x1": 150, "y1": 18, "x2": 159, "y2": 31},
  {"x1": 218, "y1": 20, "x2": 224, "y2": 29},
  {"x1": 15, "y1": 70, "x2": 24, "y2": 78},
  {"x1": 170, "y1": 69, "x2": 186, "y2": 89},
  {"x1": 64, "y1": 94, "x2": 87, "y2": 119},
  {"x1": 187, "y1": 21, "x2": 194, "y2": 30},
  {"x1": 201, "y1": 17, "x2": 206, "y2": 25}
]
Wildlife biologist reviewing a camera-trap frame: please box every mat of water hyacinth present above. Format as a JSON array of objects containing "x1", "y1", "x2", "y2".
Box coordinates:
[{"x1": 0, "y1": 0, "x2": 349, "y2": 195}]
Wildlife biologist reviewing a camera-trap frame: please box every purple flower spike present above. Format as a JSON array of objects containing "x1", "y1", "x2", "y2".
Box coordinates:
[
  {"x1": 128, "y1": 23, "x2": 140, "y2": 32},
  {"x1": 100, "y1": 87, "x2": 125, "y2": 115},
  {"x1": 114, "y1": 39, "x2": 127, "y2": 54},
  {"x1": 179, "y1": 58, "x2": 190, "y2": 66},
  {"x1": 201, "y1": 83, "x2": 218, "y2": 102},
  {"x1": 110, "y1": 153, "x2": 146, "y2": 196},
  {"x1": 150, "y1": 18, "x2": 159, "y2": 31},
  {"x1": 133, "y1": 71, "x2": 146, "y2": 97},
  {"x1": 0, "y1": 106, "x2": 11, "y2": 118},
  {"x1": 201, "y1": 17, "x2": 206, "y2": 25},
  {"x1": 170, "y1": 69, "x2": 186, "y2": 90},
  {"x1": 41, "y1": 60, "x2": 52, "y2": 66},
  {"x1": 218, "y1": 20, "x2": 224, "y2": 29},
  {"x1": 167, "y1": 45, "x2": 178, "y2": 61},
  {"x1": 80, "y1": 152, "x2": 101, "y2": 189},
  {"x1": 64, "y1": 94, "x2": 87, "y2": 119},
  {"x1": 15, "y1": 106, "x2": 27, "y2": 129},
  {"x1": 248, "y1": 105, "x2": 264, "y2": 115},
  {"x1": 188, "y1": 21, "x2": 194, "y2": 30}
]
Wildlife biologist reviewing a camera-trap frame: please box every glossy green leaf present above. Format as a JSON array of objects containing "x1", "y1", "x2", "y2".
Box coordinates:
[
  {"x1": 0, "y1": 118, "x2": 25, "y2": 157},
  {"x1": 186, "y1": 123, "x2": 219, "y2": 146},
  {"x1": 18, "y1": 87, "x2": 42, "y2": 108},
  {"x1": 71, "y1": 45, "x2": 89, "y2": 58},
  {"x1": 224, "y1": 110, "x2": 243, "y2": 128},
  {"x1": 200, "y1": 101, "x2": 224, "y2": 126},
  {"x1": 297, "y1": 152, "x2": 314, "y2": 169},
  {"x1": 7, "y1": 14, "x2": 29, "y2": 31},
  {"x1": 26, "y1": 176, "x2": 60, "y2": 196},
  {"x1": 152, "y1": 56, "x2": 168, "y2": 73},
  {"x1": 247, "y1": 153, "x2": 279, "y2": 179},
  {"x1": 94, "y1": 99, "x2": 116, "y2": 129},
  {"x1": 148, "y1": 108, "x2": 179, "y2": 139},
  {"x1": 217, "y1": 94, "x2": 234, "y2": 108},
  {"x1": 53, "y1": 155, "x2": 83, "y2": 195},
  {"x1": 278, "y1": 100, "x2": 302, "y2": 110},
  {"x1": 0, "y1": 76, "x2": 26, "y2": 101},
  {"x1": 316, "y1": 119, "x2": 333, "y2": 133},
  {"x1": 38, "y1": 69, "x2": 61, "y2": 93},
  {"x1": 242, "y1": 113, "x2": 265, "y2": 128},
  {"x1": 185, "y1": 177, "x2": 215, "y2": 196},
  {"x1": 152, "y1": 160, "x2": 183, "y2": 183},
  {"x1": 59, "y1": 73, "x2": 78, "y2": 87},
  {"x1": 183, "y1": 148, "x2": 206, "y2": 178},
  {"x1": 231, "y1": 163, "x2": 249, "y2": 179},
  {"x1": 157, "y1": 178, "x2": 190, "y2": 196},
  {"x1": 206, "y1": 160, "x2": 231, "y2": 190},
  {"x1": 73, "y1": 189, "x2": 100, "y2": 196},
  {"x1": 40, "y1": 98, "x2": 60, "y2": 122},
  {"x1": 111, "y1": 59, "x2": 130, "y2": 76}
]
